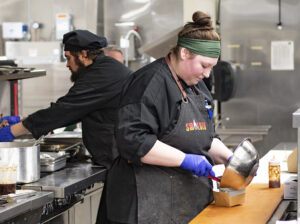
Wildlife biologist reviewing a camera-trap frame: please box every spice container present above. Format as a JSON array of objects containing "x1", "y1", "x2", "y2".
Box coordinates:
[{"x1": 269, "y1": 156, "x2": 280, "y2": 188}]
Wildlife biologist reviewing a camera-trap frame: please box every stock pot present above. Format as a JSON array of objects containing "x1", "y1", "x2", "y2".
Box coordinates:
[{"x1": 0, "y1": 142, "x2": 40, "y2": 183}]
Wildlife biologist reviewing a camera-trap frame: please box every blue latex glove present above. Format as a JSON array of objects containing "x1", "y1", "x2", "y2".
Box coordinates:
[
  {"x1": 180, "y1": 154, "x2": 215, "y2": 177},
  {"x1": 0, "y1": 126, "x2": 15, "y2": 142},
  {"x1": 0, "y1": 116, "x2": 21, "y2": 125}
]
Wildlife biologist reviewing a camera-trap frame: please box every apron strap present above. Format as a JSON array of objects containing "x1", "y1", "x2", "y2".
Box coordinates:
[{"x1": 165, "y1": 55, "x2": 187, "y2": 101}]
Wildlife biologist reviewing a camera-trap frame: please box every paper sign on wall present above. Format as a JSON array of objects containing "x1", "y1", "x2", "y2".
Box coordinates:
[{"x1": 271, "y1": 41, "x2": 294, "y2": 71}]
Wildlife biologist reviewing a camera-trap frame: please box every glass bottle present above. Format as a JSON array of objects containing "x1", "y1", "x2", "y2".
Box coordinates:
[{"x1": 269, "y1": 156, "x2": 280, "y2": 188}]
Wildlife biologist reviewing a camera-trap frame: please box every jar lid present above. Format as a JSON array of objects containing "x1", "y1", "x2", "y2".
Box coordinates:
[{"x1": 269, "y1": 155, "x2": 280, "y2": 165}]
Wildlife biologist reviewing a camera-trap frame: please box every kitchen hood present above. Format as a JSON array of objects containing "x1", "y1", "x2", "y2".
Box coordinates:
[{"x1": 138, "y1": 27, "x2": 182, "y2": 59}]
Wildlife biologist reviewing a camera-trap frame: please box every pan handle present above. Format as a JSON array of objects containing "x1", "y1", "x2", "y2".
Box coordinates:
[
  {"x1": 33, "y1": 135, "x2": 45, "y2": 146},
  {"x1": 208, "y1": 174, "x2": 221, "y2": 182},
  {"x1": 60, "y1": 142, "x2": 83, "y2": 151}
]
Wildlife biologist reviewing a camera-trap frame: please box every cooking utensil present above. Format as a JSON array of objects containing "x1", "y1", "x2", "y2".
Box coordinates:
[
  {"x1": 220, "y1": 138, "x2": 259, "y2": 190},
  {"x1": 40, "y1": 144, "x2": 70, "y2": 151},
  {"x1": 40, "y1": 142, "x2": 82, "y2": 152},
  {"x1": 0, "y1": 142, "x2": 40, "y2": 183},
  {"x1": 208, "y1": 174, "x2": 221, "y2": 182},
  {"x1": 33, "y1": 135, "x2": 44, "y2": 146}
]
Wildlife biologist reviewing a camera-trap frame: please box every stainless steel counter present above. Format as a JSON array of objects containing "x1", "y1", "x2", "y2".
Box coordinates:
[
  {"x1": 22, "y1": 162, "x2": 107, "y2": 198},
  {"x1": 0, "y1": 191, "x2": 53, "y2": 223},
  {"x1": 0, "y1": 159, "x2": 106, "y2": 224}
]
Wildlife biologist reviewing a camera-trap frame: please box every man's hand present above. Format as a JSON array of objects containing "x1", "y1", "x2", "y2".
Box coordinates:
[
  {"x1": 0, "y1": 126, "x2": 15, "y2": 142},
  {"x1": 180, "y1": 154, "x2": 215, "y2": 177},
  {"x1": 0, "y1": 116, "x2": 21, "y2": 125}
]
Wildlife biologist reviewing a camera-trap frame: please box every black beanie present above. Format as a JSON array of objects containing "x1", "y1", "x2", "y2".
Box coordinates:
[{"x1": 63, "y1": 30, "x2": 107, "y2": 51}]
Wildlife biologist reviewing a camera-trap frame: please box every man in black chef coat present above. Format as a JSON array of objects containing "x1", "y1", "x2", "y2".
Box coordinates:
[{"x1": 0, "y1": 30, "x2": 132, "y2": 169}]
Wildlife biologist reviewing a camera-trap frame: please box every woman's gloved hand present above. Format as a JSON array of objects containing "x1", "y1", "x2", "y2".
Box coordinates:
[
  {"x1": 0, "y1": 126, "x2": 15, "y2": 142},
  {"x1": 0, "y1": 116, "x2": 21, "y2": 125},
  {"x1": 180, "y1": 154, "x2": 215, "y2": 177}
]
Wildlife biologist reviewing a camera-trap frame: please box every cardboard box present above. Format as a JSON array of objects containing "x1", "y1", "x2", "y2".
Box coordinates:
[
  {"x1": 213, "y1": 188, "x2": 245, "y2": 207},
  {"x1": 287, "y1": 147, "x2": 297, "y2": 173},
  {"x1": 284, "y1": 176, "x2": 297, "y2": 199}
]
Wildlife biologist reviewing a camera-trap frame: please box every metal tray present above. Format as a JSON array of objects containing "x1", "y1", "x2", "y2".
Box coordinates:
[
  {"x1": 41, "y1": 159, "x2": 66, "y2": 172},
  {"x1": 44, "y1": 132, "x2": 82, "y2": 145},
  {"x1": 40, "y1": 152, "x2": 67, "y2": 172}
]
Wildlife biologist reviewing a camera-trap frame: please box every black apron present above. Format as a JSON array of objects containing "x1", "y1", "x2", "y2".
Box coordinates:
[{"x1": 133, "y1": 56, "x2": 215, "y2": 224}]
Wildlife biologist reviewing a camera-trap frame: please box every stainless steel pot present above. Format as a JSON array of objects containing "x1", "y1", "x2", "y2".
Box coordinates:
[
  {"x1": 0, "y1": 142, "x2": 40, "y2": 183},
  {"x1": 220, "y1": 138, "x2": 259, "y2": 190}
]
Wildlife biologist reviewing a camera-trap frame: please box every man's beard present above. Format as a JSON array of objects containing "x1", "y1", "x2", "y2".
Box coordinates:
[{"x1": 70, "y1": 57, "x2": 85, "y2": 82}]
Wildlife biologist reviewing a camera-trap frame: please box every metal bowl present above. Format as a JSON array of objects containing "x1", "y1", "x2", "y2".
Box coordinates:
[{"x1": 220, "y1": 138, "x2": 259, "y2": 190}]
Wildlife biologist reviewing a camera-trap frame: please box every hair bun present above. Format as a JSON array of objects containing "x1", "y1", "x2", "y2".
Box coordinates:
[{"x1": 192, "y1": 11, "x2": 212, "y2": 28}]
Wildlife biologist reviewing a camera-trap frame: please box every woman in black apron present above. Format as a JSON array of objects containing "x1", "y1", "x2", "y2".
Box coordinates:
[{"x1": 97, "y1": 11, "x2": 233, "y2": 224}]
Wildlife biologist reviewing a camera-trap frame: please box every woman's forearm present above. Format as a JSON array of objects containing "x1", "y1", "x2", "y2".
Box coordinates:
[
  {"x1": 141, "y1": 140, "x2": 185, "y2": 167},
  {"x1": 141, "y1": 138, "x2": 232, "y2": 167},
  {"x1": 208, "y1": 138, "x2": 233, "y2": 164}
]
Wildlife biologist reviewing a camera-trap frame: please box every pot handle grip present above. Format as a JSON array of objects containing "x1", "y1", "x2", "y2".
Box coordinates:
[{"x1": 208, "y1": 174, "x2": 221, "y2": 182}]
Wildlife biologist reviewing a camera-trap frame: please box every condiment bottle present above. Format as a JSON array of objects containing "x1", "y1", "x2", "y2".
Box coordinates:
[{"x1": 269, "y1": 155, "x2": 280, "y2": 188}]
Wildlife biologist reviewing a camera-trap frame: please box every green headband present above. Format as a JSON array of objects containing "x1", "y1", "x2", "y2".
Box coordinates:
[{"x1": 177, "y1": 37, "x2": 220, "y2": 58}]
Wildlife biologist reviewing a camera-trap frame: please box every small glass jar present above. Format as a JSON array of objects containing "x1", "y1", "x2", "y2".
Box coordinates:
[
  {"x1": 0, "y1": 164, "x2": 17, "y2": 195},
  {"x1": 269, "y1": 157, "x2": 280, "y2": 188}
]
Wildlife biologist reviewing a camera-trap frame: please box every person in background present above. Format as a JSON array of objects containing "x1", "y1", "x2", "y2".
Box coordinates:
[
  {"x1": 0, "y1": 30, "x2": 132, "y2": 169},
  {"x1": 103, "y1": 45, "x2": 125, "y2": 64},
  {"x1": 97, "y1": 11, "x2": 233, "y2": 224}
]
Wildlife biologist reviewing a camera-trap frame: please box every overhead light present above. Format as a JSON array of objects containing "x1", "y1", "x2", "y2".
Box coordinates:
[{"x1": 114, "y1": 22, "x2": 135, "y2": 27}]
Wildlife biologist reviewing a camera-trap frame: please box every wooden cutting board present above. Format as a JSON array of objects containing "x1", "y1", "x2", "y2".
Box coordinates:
[{"x1": 189, "y1": 184, "x2": 283, "y2": 224}]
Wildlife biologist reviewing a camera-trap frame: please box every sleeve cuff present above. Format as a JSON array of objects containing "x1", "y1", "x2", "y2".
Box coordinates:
[{"x1": 130, "y1": 135, "x2": 157, "y2": 166}]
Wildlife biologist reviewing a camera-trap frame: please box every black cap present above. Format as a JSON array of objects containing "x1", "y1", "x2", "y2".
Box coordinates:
[{"x1": 63, "y1": 30, "x2": 107, "y2": 51}]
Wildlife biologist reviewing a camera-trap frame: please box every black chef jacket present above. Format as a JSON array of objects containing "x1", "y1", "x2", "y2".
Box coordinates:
[
  {"x1": 102, "y1": 57, "x2": 217, "y2": 223},
  {"x1": 23, "y1": 54, "x2": 132, "y2": 168}
]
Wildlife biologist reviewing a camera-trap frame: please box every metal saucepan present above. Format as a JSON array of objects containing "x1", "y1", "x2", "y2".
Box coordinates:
[{"x1": 220, "y1": 138, "x2": 259, "y2": 190}]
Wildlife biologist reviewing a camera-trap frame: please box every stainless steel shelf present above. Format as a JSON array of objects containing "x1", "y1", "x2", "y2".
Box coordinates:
[
  {"x1": 0, "y1": 69, "x2": 46, "y2": 81},
  {"x1": 216, "y1": 125, "x2": 272, "y2": 148}
]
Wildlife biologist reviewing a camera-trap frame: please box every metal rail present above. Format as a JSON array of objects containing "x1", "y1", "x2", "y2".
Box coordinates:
[{"x1": 292, "y1": 108, "x2": 300, "y2": 222}]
